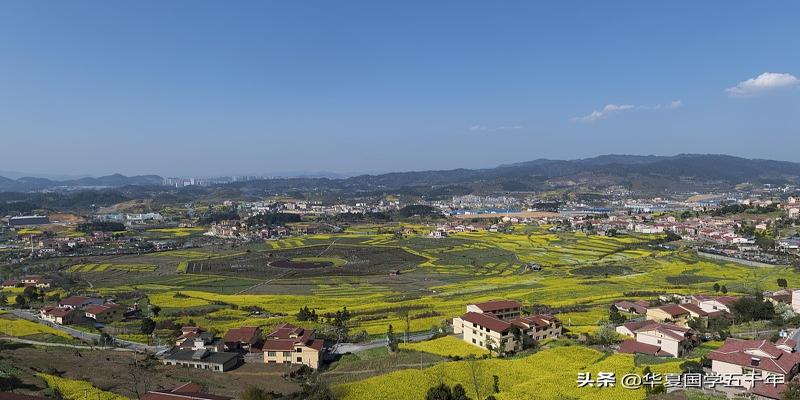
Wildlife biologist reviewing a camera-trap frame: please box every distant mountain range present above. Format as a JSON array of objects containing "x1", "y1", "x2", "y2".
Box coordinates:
[
  {"x1": 1, "y1": 154, "x2": 799, "y2": 194},
  {"x1": 0, "y1": 173, "x2": 163, "y2": 192}
]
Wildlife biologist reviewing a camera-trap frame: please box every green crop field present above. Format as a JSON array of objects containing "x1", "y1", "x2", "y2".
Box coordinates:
[
  {"x1": 67, "y1": 263, "x2": 157, "y2": 273},
  {"x1": 73, "y1": 228, "x2": 794, "y2": 340},
  {"x1": 333, "y1": 345, "x2": 687, "y2": 400}
]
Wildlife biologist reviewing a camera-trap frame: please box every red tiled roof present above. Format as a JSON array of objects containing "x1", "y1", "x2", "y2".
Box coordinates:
[
  {"x1": 308, "y1": 339, "x2": 324, "y2": 351},
  {"x1": 263, "y1": 339, "x2": 296, "y2": 351},
  {"x1": 511, "y1": 314, "x2": 559, "y2": 329},
  {"x1": 715, "y1": 296, "x2": 739, "y2": 306},
  {"x1": 473, "y1": 300, "x2": 521, "y2": 312},
  {"x1": 653, "y1": 304, "x2": 690, "y2": 317},
  {"x1": 777, "y1": 338, "x2": 798, "y2": 348},
  {"x1": 460, "y1": 312, "x2": 511, "y2": 333},
  {"x1": 84, "y1": 303, "x2": 121, "y2": 315},
  {"x1": 43, "y1": 307, "x2": 75, "y2": 317},
  {"x1": 752, "y1": 381, "x2": 789, "y2": 400},
  {"x1": 58, "y1": 296, "x2": 92, "y2": 307},
  {"x1": 618, "y1": 339, "x2": 671, "y2": 357},
  {"x1": 140, "y1": 383, "x2": 232, "y2": 400},
  {"x1": 708, "y1": 339, "x2": 800, "y2": 375},
  {"x1": 677, "y1": 303, "x2": 707, "y2": 316},
  {"x1": 223, "y1": 327, "x2": 260, "y2": 343}
]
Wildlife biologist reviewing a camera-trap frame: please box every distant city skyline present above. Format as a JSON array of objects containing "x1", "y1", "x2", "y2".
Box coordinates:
[{"x1": 1, "y1": 1, "x2": 799, "y2": 176}]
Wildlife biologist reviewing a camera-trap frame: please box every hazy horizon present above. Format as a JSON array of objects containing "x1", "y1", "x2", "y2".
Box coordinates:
[{"x1": 1, "y1": 1, "x2": 799, "y2": 176}]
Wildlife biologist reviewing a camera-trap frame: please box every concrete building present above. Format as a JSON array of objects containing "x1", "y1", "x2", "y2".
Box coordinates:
[
  {"x1": 708, "y1": 338, "x2": 800, "y2": 391},
  {"x1": 616, "y1": 320, "x2": 695, "y2": 358},
  {"x1": 84, "y1": 303, "x2": 124, "y2": 323},
  {"x1": 465, "y1": 300, "x2": 522, "y2": 320},
  {"x1": 262, "y1": 323, "x2": 324, "y2": 369},
  {"x1": 161, "y1": 349, "x2": 239, "y2": 372}
]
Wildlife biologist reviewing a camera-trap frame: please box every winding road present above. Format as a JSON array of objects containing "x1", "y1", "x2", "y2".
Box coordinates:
[{"x1": 5, "y1": 308, "x2": 170, "y2": 354}]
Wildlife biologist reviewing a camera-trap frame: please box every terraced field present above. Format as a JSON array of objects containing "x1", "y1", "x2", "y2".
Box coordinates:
[
  {"x1": 77, "y1": 227, "x2": 795, "y2": 340},
  {"x1": 67, "y1": 263, "x2": 157, "y2": 273}
]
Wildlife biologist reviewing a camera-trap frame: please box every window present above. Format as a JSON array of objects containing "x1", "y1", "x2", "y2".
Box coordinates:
[
  {"x1": 283, "y1": 351, "x2": 291, "y2": 356},
  {"x1": 297, "y1": 357, "x2": 303, "y2": 362},
  {"x1": 268, "y1": 351, "x2": 276, "y2": 357},
  {"x1": 296, "y1": 348, "x2": 302, "y2": 352},
  {"x1": 472, "y1": 338, "x2": 476, "y2": 344},
  {"x1": 657, "y1": 340, "x2": 661, "y2": 344}
]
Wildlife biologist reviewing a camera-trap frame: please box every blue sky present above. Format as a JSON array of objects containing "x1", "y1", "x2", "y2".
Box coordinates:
[{"x1": 1, "y1": 1, "x2": 798, "y2": 177}]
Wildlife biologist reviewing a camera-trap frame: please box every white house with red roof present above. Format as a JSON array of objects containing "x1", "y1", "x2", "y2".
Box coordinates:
[
  {"x1": 262, "y1": 323, "x2": 324, "y2": 368},
  {"x1": 708, "y1": 338, "x2": 800, "y2": 393},
  {"x1": 57, "y1": 295, "x2": 103, "y2": 310},
  {"x1": 84, "y1": 303, "x2": 124, "y2": 323},
  {"x1": 40, "y1": 306, "x2": 79, "y2": 325},
  {"x1": 222, "y1": 326, "x2": 262, "y2": 352},
  {"x1": 454, "y1": 300, "x2": 560, "y2": 353},
  {"x1": 616, "y1": 320, "x2": 696, "y2": 358},
  {"x1": 466, "y1": 300, "x2": 522, "y2": 320}
]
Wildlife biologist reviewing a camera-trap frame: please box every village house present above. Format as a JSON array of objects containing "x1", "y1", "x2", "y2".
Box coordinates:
[
  {"x1": 453, "y1": 301, "x2": 560, "y2": 353},
  {"x1": 58, "y1": 295, "x2": 104, "y2": 310},
  {"x1": 222, "y1": 326, "x2": 262, "y2": 352},
  {"x1": 512, "y1": 314, "x2": 562, "y2": 341},
  {"x1": 616, "y1": 320, "x2": 696, "y2": 358},
  {"x1": 689, "y1": 294, "x2": 738, "y2": 314},
  {"x1": 453, "y1": 311, "x2": 516, "y2": 353},
  {"x1": 646, "y1": 304, "x2": 691, "y2": 326},
  {"x1": 84, "y1": 303, "x2": 124, "y2": 323},
  {"x1": 160, "y1": 348, "x2": 239, "y2": 372},
  {"x1": 262, "y1": 323, "x2": 325, "y2": 369},
  {"x1": 20, "y1": 275, "x2": 52, "y2": 288},
  {"x1": 613, "y1": 300, "x2": 649, "y2": 315},
  {"x1": 140, "y1": 382, "x2": 232, "y2": 400},
  {"x1": 176, "y1": 326, "x2": 205, "y2": 345},
  {"x1": 177, "y1": 331, "x2": 225, "y2": 353},
  {"x1": 40, "y1": 306, "x2": 80, "y2": 325},
  {"x1": 466, "y1": 299, "x2": 522, "y2": 320},
  {"x1": 707, "y1": 338, "x2": 800, "y2": 395}
]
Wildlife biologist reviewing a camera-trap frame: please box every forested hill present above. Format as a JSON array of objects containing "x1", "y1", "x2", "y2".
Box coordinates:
[{"x1": 2, "y1": 154, "x2": 799, "y2": 195}]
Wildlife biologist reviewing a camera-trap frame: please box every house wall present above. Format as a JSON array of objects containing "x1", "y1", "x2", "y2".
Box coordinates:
[
  {"x1": 636, "y1": 331, "x2": 680, "y2": 357},
  {"x1": 458, "y1": 320, "x2": 516, "y2": 353}
]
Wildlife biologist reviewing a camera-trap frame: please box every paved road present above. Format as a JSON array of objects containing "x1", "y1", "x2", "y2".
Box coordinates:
[
  {"x1": 0, "y1": 335, "x2": 137, "y2": 352},
  {"x1": 7, "y1": 309, "x2": 170, "y2": 354},
  {"x1": 330, "y1": 331, "x2": 440, "y2": 354}
]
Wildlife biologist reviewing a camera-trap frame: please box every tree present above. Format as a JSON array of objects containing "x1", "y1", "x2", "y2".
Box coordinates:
[
  {"x1": 141, "y1": 317, "x2": 156, "y2": 334},
  {"x1": 426, "y1": 383, "x2": 453, "y2": 400},
  {"x1": 452, "y1": 384, "x2": 471, "y2": 400},
  {"x1": 150, "y1": 305, "x2": 161, "y2": 317},
  {"x1": 783, "y1": 378, "x2": 800, "y2": 400},
  {"x1": 492, "y1": 375, "x2": 500, "y2": 394},
  {"x1": 0, "y1": 292, "x2": 6, "y2": 306},
  {"x1": 720, "y1": 285, "x2": 728, "y2": 294},
  {"x1": 713, "y1": 283, "x2": 721, "y2": 293},
  {"x1": 608, "y1": 305, "x2": 627, "y2": 325},
  {"x1": 241, "y1": 386, "x2": 276, "y2": 400},
  {"x1": 15, "y1": 295, "x2": 26, "y2": 307},
  {"x1": 386, "y1": 324, "x2": 398, "y2": 352},
  {"x1": 778, "y1": 278, "x2": 788, "y2": 288},
  {"x1": 595, "y1": 322, "x2": 618, "y2": 346}
]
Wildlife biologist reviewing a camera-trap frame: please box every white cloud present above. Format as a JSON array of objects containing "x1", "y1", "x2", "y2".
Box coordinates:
[
  {"x1": 573, "y1": 100, "x2": 682, "y2": 122},
  {"x1": 468, "y1": 124, "x2": 523, "y2": 132},
  {"x1": 726, "y1": 72, "x2": 799, "y2": 97},
  {"x1": 572, "y1": 104, "x2": 634, "y2": 122}
]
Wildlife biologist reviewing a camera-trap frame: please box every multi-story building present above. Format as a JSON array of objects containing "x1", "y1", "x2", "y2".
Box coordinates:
[{"x1": 262, "y1": 323, "x2": 325, "y2": 369}]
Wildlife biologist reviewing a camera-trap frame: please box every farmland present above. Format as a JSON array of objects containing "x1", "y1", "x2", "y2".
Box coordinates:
[
  {"x1": 62, "y1": 227, "x2": 796, "y2": 341},
  {"x1": 332, "y1": 345, "x2": 687, "y2": 400}
]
